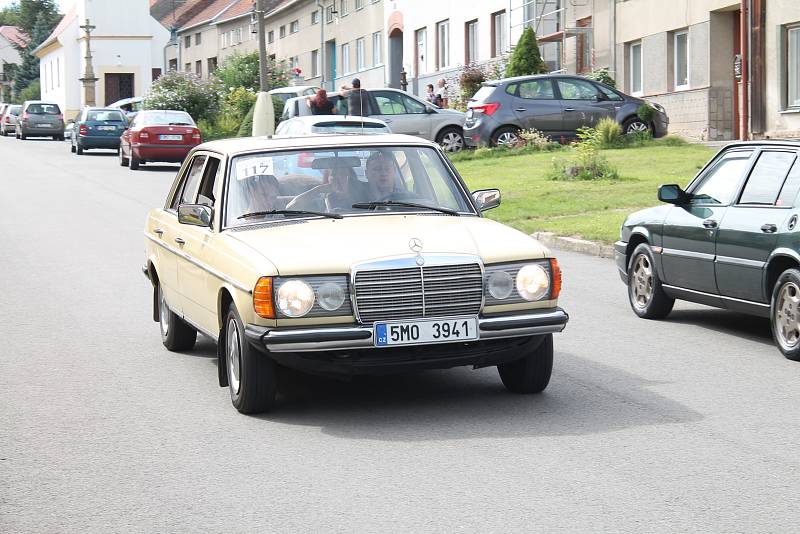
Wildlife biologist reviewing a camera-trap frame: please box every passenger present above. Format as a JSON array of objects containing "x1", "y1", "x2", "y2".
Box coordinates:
[
  {"x1": 287, "y1": 166, "x2": 364, "y2": 212},
  {"x1": 306, "y1": 88, "x2": 336, "y2": 115},
  {"x1": 365, "y1": 152, "x2": 400, "y2": 200},
  {"x1": 243, "y1": 174, "x2": 280, "y2": 213}
]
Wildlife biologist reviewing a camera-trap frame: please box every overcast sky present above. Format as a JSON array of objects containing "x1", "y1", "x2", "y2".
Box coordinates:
[{"x1": 0, "y1": 0, "x2": 72, "y2": 11}]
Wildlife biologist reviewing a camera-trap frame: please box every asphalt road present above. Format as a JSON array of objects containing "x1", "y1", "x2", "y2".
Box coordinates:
[{"x1": 1, "y1": 135, "x2": 799, "y2": 533}]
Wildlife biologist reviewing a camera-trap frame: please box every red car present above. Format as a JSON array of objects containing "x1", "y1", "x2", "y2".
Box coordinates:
[{"x1": 119, "y1": 110, "x2": 201, "y2": 170}]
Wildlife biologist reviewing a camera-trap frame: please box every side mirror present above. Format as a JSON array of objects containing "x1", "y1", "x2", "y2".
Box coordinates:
[
  {"x1": 472, "y1": 189, "x2": 501, "y2": 212},
  {"x1": 658, "y1": 184, "x2": 688, "y2": 204},
  {"x1": 178, "y1": 204, "x2": 212, "y2": 227}
]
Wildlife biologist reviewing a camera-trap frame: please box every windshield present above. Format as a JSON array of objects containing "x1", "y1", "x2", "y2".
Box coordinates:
[
  {"x1": 310, "y1": 122, "x2": 389, "y2": 134},
  {"x1": 225, "y1": 146, "x2": 474, "y2": 227},
  {"x1": 138, "y1": 111, "x2": 195, "y2": 126},
  {"x1": 8, "y1": 105, "x2": 21, "y2": 115}
]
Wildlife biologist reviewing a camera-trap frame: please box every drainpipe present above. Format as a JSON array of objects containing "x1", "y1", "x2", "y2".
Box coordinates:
[
  {"x1": 609, "y1": 0, "x2": 616, "y2": 81},
  {"x1": 316, "y1": 0, "x2": 325, "y2": 89},
  {"x1": 740, "y1": 0, "x2": 749, "y2": 140}
]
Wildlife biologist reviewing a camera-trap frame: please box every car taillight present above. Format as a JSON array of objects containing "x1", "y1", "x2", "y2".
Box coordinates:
[
  {"x1": 139, "y1": 128, "x2": 150, "y2": 141},
  {"x1": 22, "y1": 112, "x2": 28, "y2": 121},
  {"x1": 191, "y1": 129, "x2": 201, "y2": 142},
  {"x1": 57, "y1": 114, "x2": 63, "y2": 121},
  {"x1": 470, "y1": 102, "x2": 500, "y2": 116},
  {"x1": 79, "y1": 125, "x2": 88, "y2": 136}
]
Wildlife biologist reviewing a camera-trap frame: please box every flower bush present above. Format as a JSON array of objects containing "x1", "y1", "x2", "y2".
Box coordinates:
[{"x1": 143, "y1": 70, "x2": 222, "y2": 122}]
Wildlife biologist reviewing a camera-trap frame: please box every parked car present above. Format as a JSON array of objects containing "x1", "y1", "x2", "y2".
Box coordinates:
[
  {"x1": 268, "y1": 85, "x2": 319, "y2": 105},
  {"x1": 0, "y1": 104, "x2": 21, "y2": 136},
  {"x1": 282, "y1": 88, "x2": 467, "y2": 152},
  {"x1": 16, "y1": 100, "x2": 65, "y2": 140},
  {"x1": 275, "y1": 115, "x2": 391, "y2": 136},
  {"x1": 615, "y1": 141, "x2": 800, "y2": 361},
  {"x1": 464, "y1": 74, "x2": 669, "y2": 147},
  {"x1": 109, "y1": 96, "x2": 143, "y2": 121},
  {"x1": 143, "y1": 134, "x2": 568, "y2": 413},
  {"x1": 69, "y1": 107, "x2": 128, "y2": 154},
  {"x1": 119, "y1": 110, "x2": 201, "y2": 170}
]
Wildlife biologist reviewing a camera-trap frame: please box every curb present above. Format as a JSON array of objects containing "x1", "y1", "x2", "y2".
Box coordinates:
[{"x1": 531, "y1": 231, "x2": 615, "y2": 259}]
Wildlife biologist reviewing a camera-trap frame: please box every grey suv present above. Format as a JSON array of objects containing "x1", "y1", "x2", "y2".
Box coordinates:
[
  {"x1": 464, "y1": 74, "x2": 669, "y2": 147},
  {"x1": 17, "y1": 100, "x2": 64, "y2": 140}
]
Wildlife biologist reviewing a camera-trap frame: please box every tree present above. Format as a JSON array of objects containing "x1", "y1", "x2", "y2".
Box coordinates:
[
  {"x1": 0, "y1": 4, "x2": 21, "y2": 27},
  {"x1": 214, "y1": 51, "x2": 288, "y2": 92},
  {"x1": 13, "y1": 11, "x2": 50, "y2": 95},
  {"x1": 17, "y1": 0, "x2": 60, "y2": 36},
  {"x1": 505, "y1": 26, "x2": 548, "y2": 78}
]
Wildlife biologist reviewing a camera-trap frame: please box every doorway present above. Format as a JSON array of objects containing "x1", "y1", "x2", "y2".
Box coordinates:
[
  {"x1": 104, "y1": 73, "x2": 134, "y2": 105},
  {"x1": 388, "y1": 29, "x2": 403, "y2": 89}
]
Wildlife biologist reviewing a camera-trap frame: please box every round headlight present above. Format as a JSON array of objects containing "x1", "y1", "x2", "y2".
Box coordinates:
[
  {"x1": 516, "y1": 264, "x2": 550, "y2": 301},
  {"x1": 487, "y1": 271, "x2": 514, "y2": 300},
  {"x1": 317, "y1": 282, "x2": 346, "y2": 311},
  {"x1": 276, "y1": 280, "x2": 315, "y2": 317}
]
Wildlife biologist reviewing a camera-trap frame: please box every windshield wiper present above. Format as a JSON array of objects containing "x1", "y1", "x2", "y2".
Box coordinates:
[
  {"x1": 237, "y1": 209, "x2": 343, "y2": 220},
  {"x1": 351, "y1": 200, "x2": 460, "y2": 216}
]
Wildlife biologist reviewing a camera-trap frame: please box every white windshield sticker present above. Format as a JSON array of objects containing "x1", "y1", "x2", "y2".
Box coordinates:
[{"x1": 235, "y1": 157, "x2": 274, "y2": 180}]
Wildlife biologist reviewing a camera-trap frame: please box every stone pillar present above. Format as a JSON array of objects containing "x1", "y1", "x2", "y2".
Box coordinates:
[{"x1": 79, "y1": 19, "x2": 99, "y2": 107}]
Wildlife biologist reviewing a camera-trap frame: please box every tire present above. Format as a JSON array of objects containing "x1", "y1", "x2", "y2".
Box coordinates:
[
  {"x1": 770, "y1": 268, "x2": 800, "y2": 361},
  {"x1": 623, "y1": 117, "x2": 651, "y2": 135},
  {"x1": 119, "y1": 145, "x2": 129, "y2": 166},
  {"x1": 130, "y1": 153, "x2": 140, "y2": 170},
  {"x1": 627, "y1": 243, "x2": 674, "y2": 319},
  {"x1": 19, "y1": 132, "x2": 26, "y2": 140},
  {"x1": 70, "y1": 140, "x2": 76, "y2": 153},
  {"x1": 497, "y1": 334, "x2": 554, "y2": 394},
  {"x1": 157, "y1": 284, "x2": 197, "y2": 351},
  {"x1": 436, "y1": 127, "x2": 465, "y2": 153},
  {"x1": 76, "y1": 143, "x2": 84, "y2": 155},
  {"x1": 491, "y1": 126, "x2": 521, "y2": 147},
  {"x1": 224, "y1": 303, "x2": 278, "y2": 414}
]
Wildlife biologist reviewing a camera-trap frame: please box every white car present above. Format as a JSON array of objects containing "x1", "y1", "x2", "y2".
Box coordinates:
[
  {"x1": 275, "y1": 115, "x2": 391, "y2": 136},
  {"x1": 268, "y1": 85, "x2": 319, "y2": 105}
]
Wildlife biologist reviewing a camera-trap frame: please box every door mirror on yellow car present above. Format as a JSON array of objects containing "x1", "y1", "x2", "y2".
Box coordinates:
[
  {"x1": 472, "y1": 189, "x2": 501, "y2": 212},
  {"x1": 178, "y1": 204, "x2": 212, "y2": 227},
  {"x1": 658, "y1": 184, "x2": 688, "y2": 205}
]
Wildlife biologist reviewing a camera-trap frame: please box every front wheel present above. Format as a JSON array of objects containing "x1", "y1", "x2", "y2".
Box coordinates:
[
  {"x1": 627, "y1": 243, "x2": 674, "y2": 319},
  {"x1": 491, "y1": 126, "x2": 520, "y2": 147},
  {"x1": 224, "y1": 304, "x2": 278, "y2": 414},
  {"x1": 771, "y1": 268, "x2": 800, "y2": 361},
  {"x1": 498, "y1": 334, "x2": 553, "y2": 393},
  {"x1": 436, "y1": 127, "x2": 465, "y2": 153},
  {"x1": 158, "y1": 284, "x2": 197, "y2": 351}
]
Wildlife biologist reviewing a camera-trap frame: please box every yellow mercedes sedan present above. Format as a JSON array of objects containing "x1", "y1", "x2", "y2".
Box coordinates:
[{"x1": 143, "y1": 134, "x2": 568, "y2": 413}]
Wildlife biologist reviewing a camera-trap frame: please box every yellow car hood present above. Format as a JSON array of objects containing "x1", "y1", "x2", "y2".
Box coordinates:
[{"x1": 227, "y1": 214, "x2": 549, "y2": 276}]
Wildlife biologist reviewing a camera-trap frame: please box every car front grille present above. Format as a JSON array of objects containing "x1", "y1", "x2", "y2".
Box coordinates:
[{"x1": 354, "y1": 263, "x2": 483, "y2": 323}]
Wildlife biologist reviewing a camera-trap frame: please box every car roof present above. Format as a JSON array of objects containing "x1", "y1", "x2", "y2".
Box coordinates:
[
  {"x1": 719, "y1": 140, "x2": 800, "y2": 149},
  {"x1": 269, "y1": 85, "x2": 318, "y2": 94},
  {"x1": 286, "y1": 115, "x2": 388, "y2": 126},
  {"x1": 197, "y1": 133, "x2": 436, "y2": 154},
  {"x1": 23, "y1": 100, "x2": 60, "y2": 105},
  {"x1": 483, "y1": 73, "x2": 601, "y2": 86}
]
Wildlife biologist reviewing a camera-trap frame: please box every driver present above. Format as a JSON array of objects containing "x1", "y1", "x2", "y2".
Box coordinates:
[
  {"x1": 365, "y1": 152, "x2": 400, "y2": 200},
  {"x1": 287, "y1": 166, "x2": 365, "y2": 212},
  {"x1": 243, "y1": 173, "x2": 280, "y2": 213}
]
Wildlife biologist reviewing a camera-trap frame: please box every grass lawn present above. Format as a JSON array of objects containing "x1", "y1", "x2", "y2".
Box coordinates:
[{"x1": 453, "y1": 143, "x2": 717, "y2": 243}]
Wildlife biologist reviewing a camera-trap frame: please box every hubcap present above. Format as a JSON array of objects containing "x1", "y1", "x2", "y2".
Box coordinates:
[
  {"x1": 627, "y1": 121, "x2": 649, "y2": 134},
  {"x1": 496, "y1": 131, "x2": 519, "y2": 146},
  {"x1": 227, "y1": 318, "x2": 241, "y2": 395},
  {"x1": 159, "y1": 287, "x2": 169, "y2": 337},
  {"x1": 440, "y1": 132, "x2": 464, "y2": 152},
  {"x1": 631, "y1": 254, "x2": 654, "y2": 309},
  {"x1": 775, "y1": 282, "x2": 800, "y2": 349}
]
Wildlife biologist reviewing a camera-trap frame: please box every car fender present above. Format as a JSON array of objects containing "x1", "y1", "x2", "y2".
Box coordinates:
[
  {"x1": 764, "y1": 248, "x2": 800, "y2": 299},
  {"x1": 431, "y1": 120, "x2": 463, "y2": 141}
]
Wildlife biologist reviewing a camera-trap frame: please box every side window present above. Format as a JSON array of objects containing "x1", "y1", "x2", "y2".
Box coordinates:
[
  {"x1": 595, "y1": 83, "x2": 624, "y2": 101},
  {"x1": 197, "y1": 156, "x2": 221, "y2": 207},
  {"x1": 689, "y1": 150, "x2": 753, "y2": 205},
  {"x1": 401, "y1": 94, "x2": 426, "y2": 114},
  {"x1": 778, "y1": 158, "x2": 800, "y2": 207},
  {"x1": 171, "y1": 155, "x2": 207, "y2": 209},
  {"x1": 505, "y1": 83, "x2": 518, "y2": 96},
  {"x1": 556, "y1": 78, "x2": 601, "y2": 100},
  {"x1": 373, "y1": 91, "x2": 406, "y2": 115},
  {"x1": 517, "y1": 79, "x2": 555, "y2": 99},
  {"x1": 739, "y1": 151, "x2": 797, "y2": 205}
]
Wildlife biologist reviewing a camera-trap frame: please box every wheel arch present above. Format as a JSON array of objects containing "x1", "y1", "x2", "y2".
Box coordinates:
[
  {"x1": 146, "y1": 258, "x2": 159, "y2": 322},
  {"x1": 625, "y1": 229, "x2": 651, "y2": 266},
  {"x1": 433, "y1": 122, "x2": 463, "y2": 141},
  {"x1": 765, "y1": 250, "x2": 800, "y2": 302}
]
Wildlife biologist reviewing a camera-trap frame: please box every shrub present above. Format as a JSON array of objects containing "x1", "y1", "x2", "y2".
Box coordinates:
[
  {"x1": 144, "y1": 70, "x2": 222, "y2": 122},
  {"x1": 657, "y1": 134, "x2": 688, "y2": 146},
  {"x1": 583, "y1": 68, "x2": 616, "y2": 88},
  {"x1": 198, "y1": 114, "x2": 240, "y2": 141},
  {"x1": 458, "y1": 63, "x2": 486, "y2": 103},
  {"x1": 215, "y1": 51, "x2": 289, "y2": 92},
  {"x1": 519, "y1": 127, "x2": 556, "y2": 150},
  {"x1": 595, "y1": 117, "x2": 623, "y2": 148},
  {"x1": 549, "y1": 126, "x2": 619, "y2": 181},
  {"x1": 17, "y1": 78, "x2": 40, "y2": 102},
  {"x1": 222, "y1": 86, "x2": 257, "y2": 117},
  {"x1": 237, "y1": 104, "x2": 255, "y2": 137},
  {"x1": 505, "y1": 26, "x2": 547, "y2": 77},
  {"x1": 637, "y1": 103, "x2": 656, "y2": 124}
]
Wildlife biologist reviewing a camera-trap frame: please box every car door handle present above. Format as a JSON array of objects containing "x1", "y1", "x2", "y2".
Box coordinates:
[
  {"x1": 174, "y1": 237, "x2": 186, "y2": 245},
  {"x1": 153, "y1": 228, "x2": 164, "y2": 236},
  {"x1": 383, "y1": 118, "x2": 392, "y2": 123},
  {"x1": 702, "y1": 219, "x2": 718, "y2": 229},
  {"x1": 564, "y1": 108, "x2": 575, "y2": 112},
  {"x1": 514, "y1": 108, "x2": 527, "y2": 112},
  {"x1": 761, "y1": 223, "x2": 777, "y2": 233}
]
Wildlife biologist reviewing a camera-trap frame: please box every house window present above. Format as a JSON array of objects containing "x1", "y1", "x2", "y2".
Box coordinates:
[
  {"x1": 342, "y1": 42, "x2": 351, "y2": 74},
  {"x1": 236, "y1": 27, "x2": 243, "y2": 43},
  {"x1": 465, "y1": 19, "x2": 478, "y2": 64},
  {"x1": 195, "y1": 60, "x2": 202, "y2": 77},
  {"x1": 311, "y1": 49, "x2": 319, "y2": 77},
  {"x1": 436, "y1": 19, "x2": 449, "y2": 70},
  {"x1": 290, "y1": 20, "x2": 299, "y2": 33},
  {"x1": 630, "y1": 41, "x2": 642, "y2": 94},
  {"x1": 268, "y1": 30, "x2": 274, "y2": 43},
  {"x1": 185, "y1": 63, "x2": 191, "y2": 72},
  {"x1": 290, "y1": 56, "x2": 299, "y2": 69},
  {"x1": 56, "y1": 57, "x2": 60, "y2": 87},
  {"x1": 326, "y1": 5, "x2": 334, "y2": 23},
  {"x1": 184, "y1": 35, "x2": 191, "y2": 48},
  {"x1": 356, "y1": 37, "x2": 366, "y2": 70},
  {"x1": 788, "y1": 26, "x2": 800, "y2": 107},
  {"x1": 356, "y1": 0, "x2": 364, "y2": 9},
  {"x1": 341, "y1": 0, "x2": 349, "y2": 16},
  {"x1": 372, "y1": 31, "x2": 382, "y2": 66},
  {"x1": 169, "y1": 58, "x2": 177, "y2": 71},
  {"x1": 491, "y1": 10, "x2": 506, "y2": 57},
  {"x1": 221, "y1": 32, "x2": 227, "y2": 48},
  {"x1": 195, "y1": 32, "x2": 201, "y2": 45},
  {"x1": 280, "y1": 25, "x2": 286, "y2": 38},
  {"x1": 311, "y1": 10, "x2": 319, "y2": 24},
  {"x1": 208, "y1": 57, "x2": 218, "y2": 74},
  {"x1": 674, "y1": 30, "x2": 689, "y2": 89}
]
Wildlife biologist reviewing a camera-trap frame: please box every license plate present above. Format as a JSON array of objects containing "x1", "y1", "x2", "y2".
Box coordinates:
[
  {"x1": 374, "y1": 317, "x2": 478, "y2": 347},
  {"x1": 36, "y1": 123, "x2": 51, "y2": 127},
  {"x1": 160, "y1": 134, "x2": 183, "y2": 141},
  {"x1": 97, "y1": 125, "x2": 116, "y2": 131}
]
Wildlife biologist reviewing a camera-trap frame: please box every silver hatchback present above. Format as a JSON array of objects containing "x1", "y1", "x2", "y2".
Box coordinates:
[{"x1": 17, "y1": 100, "x2": 65, "y2": 140}]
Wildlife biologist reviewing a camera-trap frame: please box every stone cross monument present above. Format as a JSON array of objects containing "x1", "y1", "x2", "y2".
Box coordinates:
[{"x1": 79, "y1": 19, "x2": 98, "y2": 106}]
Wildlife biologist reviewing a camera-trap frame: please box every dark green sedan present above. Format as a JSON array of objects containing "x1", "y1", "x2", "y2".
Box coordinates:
[{"x1": 615, "y1": 141, "x2": 800, "y2": 361}]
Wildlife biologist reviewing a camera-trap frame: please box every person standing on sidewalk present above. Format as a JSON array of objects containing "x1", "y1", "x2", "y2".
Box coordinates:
[
  {"x1": 434, "y1": 78, "x2": 448, "y2": 108},
  {"x1": 306, "y1": 88, "x2": 336, "y2": 115}
]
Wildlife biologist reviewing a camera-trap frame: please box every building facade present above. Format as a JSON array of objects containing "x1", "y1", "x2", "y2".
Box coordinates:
[{"x1": 0, "y1": 26, "x2": 26, "y2": 101}]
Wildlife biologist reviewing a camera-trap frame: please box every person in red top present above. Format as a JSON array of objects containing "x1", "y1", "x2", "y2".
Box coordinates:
[{"x1": 305, "y1": 88, "x2": 336, "y2": 115}]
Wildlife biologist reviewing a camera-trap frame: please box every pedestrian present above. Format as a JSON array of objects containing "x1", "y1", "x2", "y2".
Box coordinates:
[
  {"x1": 424, "y1": 83, "x2": 436, "y2": 104},
  {"x1": 340, "y1": 78, "x2": 369, "y2": 116},
  {"x1": 306, "y1": 88, "x2": 336, "y2": 115},
  {"x1": 434, "y1": 78, "x2": 448, "y2": 108}
]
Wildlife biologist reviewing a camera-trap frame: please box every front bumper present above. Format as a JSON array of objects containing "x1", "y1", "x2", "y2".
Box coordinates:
[
  {"x1": 614, "y1": 240, "x2": 628, "y2": 283},
  {"x1": 243, "y1": 308, "x2": 568, "y2": 375}
]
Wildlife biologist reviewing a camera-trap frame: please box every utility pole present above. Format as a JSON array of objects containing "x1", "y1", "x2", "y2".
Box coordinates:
[
  {"x1": 252, "y1": 0, "x2": 275, "y2": 136},
  {"x1": 79, "y1": 19, "x2": 99, "y2": 107}
]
